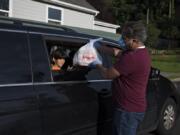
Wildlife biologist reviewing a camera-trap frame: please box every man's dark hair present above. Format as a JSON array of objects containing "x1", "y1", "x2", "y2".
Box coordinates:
[{"x1": 122, "y1": 21, "x2": 147, "y2": 43}]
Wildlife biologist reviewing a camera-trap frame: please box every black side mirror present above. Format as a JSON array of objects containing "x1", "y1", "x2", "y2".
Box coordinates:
[{"x1": 149, "y1": 67, "x2": 160, "y2": 80}]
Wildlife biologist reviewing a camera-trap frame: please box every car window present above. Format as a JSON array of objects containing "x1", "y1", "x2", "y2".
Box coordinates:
[
  {"x1": 45, "y1": 37, "x2": 113, "y2": 82},
  {"x1": 29, "y1": 34, "x2": 52, "y2": 82},
  {"x1": 0, "y1": 31, "x2": 32, "y2": 84}
]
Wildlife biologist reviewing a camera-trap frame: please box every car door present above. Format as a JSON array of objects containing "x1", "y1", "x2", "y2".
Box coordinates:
[
  {"x1": 0, "y1": 30, "x2": 42, "y2": 135},
  {"x1": 138, "y1": 68, "x2": 160, "y2": 131},
  {"x1": 89, "y1": 52, "x2": 113, "y2": 135},
  {"x1": 29, "y1": 34, "x2": 113, "y2": 135}
]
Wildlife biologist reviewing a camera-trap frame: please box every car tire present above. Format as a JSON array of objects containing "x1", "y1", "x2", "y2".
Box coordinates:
[{"x1": 157, "y1": 98, "x2": 177, "y2": 135}]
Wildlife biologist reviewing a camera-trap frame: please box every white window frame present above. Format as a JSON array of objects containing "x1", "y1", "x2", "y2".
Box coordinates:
[
  {"x1": 0, "y1": 0, "x2": 12, "y2": 17},
  {"x1": 46, "y1": 5, "x2": 64, "y2": 25}
]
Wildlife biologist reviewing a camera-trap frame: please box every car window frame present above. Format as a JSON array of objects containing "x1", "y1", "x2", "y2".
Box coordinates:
[
  {"x1": 0, "y1": 29, "x2": 33, "y2": 85},
  {"x1": 42, "y1": 34, "x2": 115, "y2": 82}
]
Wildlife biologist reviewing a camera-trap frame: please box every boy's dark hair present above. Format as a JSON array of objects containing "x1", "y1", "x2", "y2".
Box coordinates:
[{"x1": 52, "y1": 48, "x2": 67, "y2": 60}]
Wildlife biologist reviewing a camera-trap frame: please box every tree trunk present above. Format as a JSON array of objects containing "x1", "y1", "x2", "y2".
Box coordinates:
[
  {"x1": 146, "y1": 8, "x2": 149, "y2": 25},
  {"x1": 169, "y1": 0, "x2": 172, "y2": 18}
]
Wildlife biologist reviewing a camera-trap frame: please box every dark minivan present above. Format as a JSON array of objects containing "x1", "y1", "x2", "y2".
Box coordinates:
[{"x1": 0, "y1": 17, "x2": 179, "y2": 135}]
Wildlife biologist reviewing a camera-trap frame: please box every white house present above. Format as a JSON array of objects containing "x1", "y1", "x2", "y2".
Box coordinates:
[{"x1": 0, "y1": 0, "x2": 120, "y2": 33}]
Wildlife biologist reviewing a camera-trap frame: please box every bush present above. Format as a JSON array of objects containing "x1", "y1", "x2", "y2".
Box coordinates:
[
  {"x1": 145, "y1": 23, "x2": 161, "y2": 48},
  {"x1": 158, "y1": 18, "x2": 180, "y2": 40}
]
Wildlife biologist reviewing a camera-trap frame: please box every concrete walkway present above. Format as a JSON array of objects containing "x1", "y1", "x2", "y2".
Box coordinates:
[
  {"x1": 161, "y1": 72, "x2": 180, "y2": 82},
  {"x1": 172, "y1": 78, "x2": 180, "y2": 82}
]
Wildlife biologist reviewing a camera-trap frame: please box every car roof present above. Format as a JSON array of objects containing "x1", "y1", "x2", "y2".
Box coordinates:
[{"x1": 0, "y1": 17, "x2": 121, "y2": 49}]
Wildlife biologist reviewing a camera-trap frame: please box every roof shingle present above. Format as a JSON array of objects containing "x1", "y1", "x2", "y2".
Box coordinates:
[{"x1": 57, "y1": 0, "x2": 98, "y2": 11}]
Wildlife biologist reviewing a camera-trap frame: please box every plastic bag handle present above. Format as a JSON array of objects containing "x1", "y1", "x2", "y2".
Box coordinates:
[{"x1": 89, "y1": 38, "x2": 103, "y2": 43}]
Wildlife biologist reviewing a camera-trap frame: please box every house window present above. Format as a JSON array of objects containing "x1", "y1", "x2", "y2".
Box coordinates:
[
  {"x1": 48, "y1": 7, "x2": 62, "y2": 25},
  {"x1": 0, "y1": 0, "x2": 9, "y2": 17}
]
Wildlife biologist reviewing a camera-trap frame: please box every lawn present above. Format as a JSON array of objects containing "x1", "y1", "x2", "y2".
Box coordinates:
[
  {"x1": 152, "y1": 61, "x2": 180, "y2": 73},
  {"x1": 151, "y1": 54, "x2": 180, "y2": 79},
  {"x1": 151, "y1": 55, "x2": 180, "y2": 63}
]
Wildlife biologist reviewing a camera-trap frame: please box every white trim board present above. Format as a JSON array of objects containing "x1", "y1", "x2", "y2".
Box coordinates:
[
  {"x1": 34, "y1": 0, "x2": 100, "y2": 16},
  {"x1": 9, "y1": 0, "x2": 13, "y2": 17},
  {"x1": 95, "y1": 20, "x2": 120, "y2": 29},
  {"x1": 49, "y1": 0, "x2": 99, "y2": 16}
]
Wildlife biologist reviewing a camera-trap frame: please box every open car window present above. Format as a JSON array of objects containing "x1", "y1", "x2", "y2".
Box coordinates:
[{"x1": 44, "y1": 36, "x2": 113, "y2": 82}]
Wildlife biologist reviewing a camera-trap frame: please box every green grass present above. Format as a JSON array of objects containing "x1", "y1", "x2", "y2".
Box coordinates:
[
  {"x1": 152, "y1": 61, "x2": 180, "y2": 73},
  {"x1": 151, "y1": 55, "x2": 180, "y2": 63},
  {"x1": 151, "y1": 54, "x2": 180, "y2": 79}
]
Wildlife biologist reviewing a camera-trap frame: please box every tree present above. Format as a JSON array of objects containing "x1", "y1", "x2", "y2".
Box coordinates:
[
  {"x1": 112, "y1": 0, "x2": 137, "y2": 24},
  {"x1": 86, "y1": 0, "x2": 116, "y2": 23},
  {"x1": 145, "y1": 23, "x2": 161, "y2": 49}
]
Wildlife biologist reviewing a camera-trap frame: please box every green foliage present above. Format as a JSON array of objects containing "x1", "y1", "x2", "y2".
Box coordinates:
[
  {"x1": 145, "y1": 23, "x2": 161, "y2": 48},
  {"x1": 112, "y1": 0, "x2": 179, "y2": 49},
  {"x1": 112, "y1": 0, "x2": 138, "y2": 24},
  {"x1": 112, "y1": 0, "x2": 172, "y2": 23},
  {"x1": 161, "y1": 26, "x2": 180, "y2": 39},
  {"x1": 158, "y1": 17, "x2": 180, "y2": 39}
]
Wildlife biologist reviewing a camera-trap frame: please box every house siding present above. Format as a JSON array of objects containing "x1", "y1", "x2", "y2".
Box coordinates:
[
  {"x1": 10, "y1": 0, "x2": 117, "y2": 33},
  {"x1": 12, "y1": 0, "x2": 46, "y2": 22},
  {"x1": 63, "y1": 8, "x2": 94, "y2": 29},
  {"x1": 12, "y1": 0, "x2": 94, "y2": 29}
]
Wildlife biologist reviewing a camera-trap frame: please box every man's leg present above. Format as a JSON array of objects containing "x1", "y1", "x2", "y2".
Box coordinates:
[{"x1": 112, "y1": 108, "x2": 144, "y2": 135}]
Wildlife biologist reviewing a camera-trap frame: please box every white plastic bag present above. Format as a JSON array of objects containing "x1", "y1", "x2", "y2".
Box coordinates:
[{"x1": 73, "y1": 38, "x2": 103, "y2": 66}]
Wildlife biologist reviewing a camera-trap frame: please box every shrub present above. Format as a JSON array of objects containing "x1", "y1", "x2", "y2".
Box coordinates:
[{"x1": 145, "y1": 23, "x2": 161, "y2": 49}]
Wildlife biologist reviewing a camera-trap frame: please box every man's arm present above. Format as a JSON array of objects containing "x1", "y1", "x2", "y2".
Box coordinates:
[
  {"x1": 96, "y1": 64, "x2": 120, "y2": 79},
  {"x1": 98, "y1": 45, "x2": 122, "y2": 57}
]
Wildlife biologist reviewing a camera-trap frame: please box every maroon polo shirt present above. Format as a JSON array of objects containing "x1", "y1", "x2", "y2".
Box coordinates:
[{"x1": 113, "y1": 48, "x2": 151, "y2": 112}]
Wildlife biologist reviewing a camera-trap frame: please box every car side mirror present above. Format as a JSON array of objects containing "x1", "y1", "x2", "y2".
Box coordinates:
[{"x1": 149, "y1": 67, "x2": 160, "y2": 80}]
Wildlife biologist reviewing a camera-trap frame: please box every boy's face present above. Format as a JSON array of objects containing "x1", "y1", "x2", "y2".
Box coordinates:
[{"x1": 55, "y1": 58, "x2": 65, "y2": 68}]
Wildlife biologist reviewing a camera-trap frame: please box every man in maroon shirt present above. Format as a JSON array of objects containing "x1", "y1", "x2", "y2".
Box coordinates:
[{"x1": 90, "y1": 21, "x2": 151, "y2": 135}]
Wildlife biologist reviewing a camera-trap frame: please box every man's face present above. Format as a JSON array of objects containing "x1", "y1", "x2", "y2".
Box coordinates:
[
  {"x1": 122, "y1": 36, "x2": 133, "y2": 50},
  {"x1": 122, "y1": 28, "x2": 134, "y2": 50}
]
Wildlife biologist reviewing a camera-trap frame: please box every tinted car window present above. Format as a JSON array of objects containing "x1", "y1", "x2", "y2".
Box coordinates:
[
  {"x1": 29, "y1": 34, "x2": 51, "y2": 82},
  {"x1": 0, "y1": 31, "x2": 31, "y2": 84}
]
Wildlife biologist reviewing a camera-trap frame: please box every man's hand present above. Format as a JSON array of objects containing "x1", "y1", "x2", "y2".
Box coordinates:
[
  {"x1": 88, "y1": 59, "x2": 102, "y2": 69},
  {"x1": 117, "y1": 37, "x2": 127, "y2": 50},
  {"x1": 90, "y1": 38, "x2": 103, "y2": 48},
  {"x1": 89, "y1": 63, "x2": 120, "y2": 79}
]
